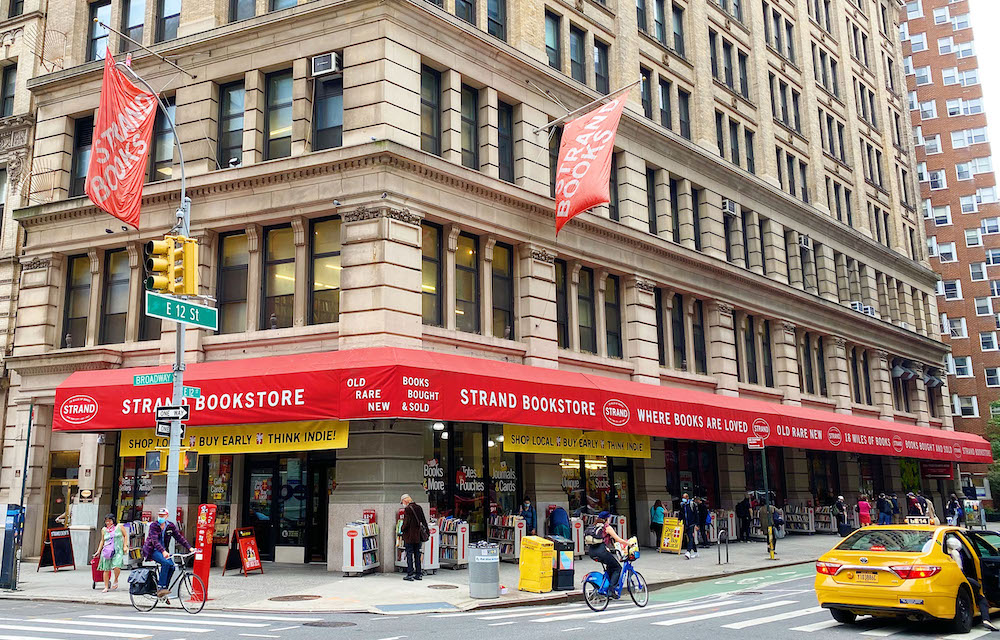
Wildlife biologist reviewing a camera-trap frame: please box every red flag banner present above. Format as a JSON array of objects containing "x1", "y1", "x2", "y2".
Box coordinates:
[
  {"x1": 85, "y1": 48, "x2": 158, "y2": 229},
  {"x1": 553, "y1": 96, "x2": 628, "y2": 234}
]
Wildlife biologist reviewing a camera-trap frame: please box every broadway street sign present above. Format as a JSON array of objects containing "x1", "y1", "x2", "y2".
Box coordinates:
[
  {"x1": 145, "y1": 291, "x2": 218, "y2": 331},
  {"x1": 134, "y1": 372, "x2": 174, "y2": 386}
]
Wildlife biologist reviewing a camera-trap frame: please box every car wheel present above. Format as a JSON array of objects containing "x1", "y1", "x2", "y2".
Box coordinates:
[
  {"x1": 830, "y1": 608, "x2": 857, "y2": 624},
  {"x1": 952, "y1": 588, "x2": 974, "y2": 634}
]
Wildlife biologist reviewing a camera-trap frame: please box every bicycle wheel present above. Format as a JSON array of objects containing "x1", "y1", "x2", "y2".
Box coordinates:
[
  {"x1": 178, "y1": 573, "x2": 206, "y2": 614},
  {"x1": 627, "y1": 570, "x2": 649, "y2": 607},
  {"x1": 130, "y1": 589, "x2": 158, "y2": 612},
  {"x1": 583, "y1": 580, "x2": 610, "y2": 612}
]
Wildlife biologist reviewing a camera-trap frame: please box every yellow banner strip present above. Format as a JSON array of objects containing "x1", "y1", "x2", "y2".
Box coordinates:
[
  {"x1": 502, "y1": 424, "x2": 651, "y2": 459},
  {"x1": 119, "y1": 420, "x2": 349, "y2": 456}
]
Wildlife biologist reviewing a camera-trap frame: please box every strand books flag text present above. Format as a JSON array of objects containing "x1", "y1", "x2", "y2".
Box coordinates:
[
  {"x1": 553, "y1": 95, "x2": 628, "y2": 234},
  {"x1": 85, "y1": 48, "x2": 158, "y2": 229}
]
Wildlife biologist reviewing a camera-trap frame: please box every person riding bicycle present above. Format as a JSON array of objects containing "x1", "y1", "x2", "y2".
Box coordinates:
[
  {"x1": 142, "y1": 508, "x2": 194, "y2": 598},
  {"x1": 586, "y1": 511, "x2": 627, "y2": 598}
]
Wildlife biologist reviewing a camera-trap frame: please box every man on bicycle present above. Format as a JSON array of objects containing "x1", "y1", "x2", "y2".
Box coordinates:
[
  {"x1": 586, "y1": 511, "x2": 627, "y2": 598},
  {"x1": 142, "y1": 508, "x2": 194, "y2": 598}
]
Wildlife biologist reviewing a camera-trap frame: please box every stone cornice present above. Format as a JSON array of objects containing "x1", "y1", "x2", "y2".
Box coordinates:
[{"x1": 6, "y1": 348, "x2": 124, "y2": 377}]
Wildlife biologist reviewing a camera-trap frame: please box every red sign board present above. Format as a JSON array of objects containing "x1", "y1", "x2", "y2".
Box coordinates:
[
  {"x1": 361, "y1": 509, "x2": 377, "y2": 524},
  {"x1": 921, "y1": 461, "x2": 954, "y2": 479},
  {"x1": 236, "y1": 528, "x2": 263, "y2": 575},
  {"x1": 190, "y1": 504, "x2": 216, "y2": 602},
  {"x1": 746, "y1": 436, "x2": 765, "y2": 450}
]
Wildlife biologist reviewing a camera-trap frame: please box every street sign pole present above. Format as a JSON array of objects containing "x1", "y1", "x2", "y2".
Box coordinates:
[
  {"x1": 761, "y1": 447, "x2": 774, "y2": 560},
  {"x1": 165, "y1": 197, "x2": 191, "y2": 531}
]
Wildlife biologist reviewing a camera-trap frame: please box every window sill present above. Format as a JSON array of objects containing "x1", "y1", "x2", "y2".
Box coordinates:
[
  {"x1": 422, "y1": 325, "x2": 527, "y2": 358},
  {"x1": 773, "y1": 119, "x2": 807, "y2": 145},
  {"x1": 712, "y1": 78, "x2": 754, "y2": 108},
  {"x1": 638, "y1": 31, "x2": 692, "y2": 69},
  {"x1": 202, "y1": 323, "x2": 340, "y2": 352},
  {"x1": 659, "y1": 367, "x2": 716, "y2": 389},
  {"x1": 737, "y1": 382, "x2": 783, "y2": 400},
  {"x1": 558, "y1": 348, "x2": 634, "y2": 376},
  {"x1": 822, "y1": 151, "x2": 853, "y2": 172},
  {"x1": 800, "y1": 394, "x2": 836, "y2": 409}
]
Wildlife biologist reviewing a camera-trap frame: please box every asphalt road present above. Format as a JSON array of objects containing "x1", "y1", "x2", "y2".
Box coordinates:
[{"x1": 0, "y1": 564, "x2": 994, "y2": 640}]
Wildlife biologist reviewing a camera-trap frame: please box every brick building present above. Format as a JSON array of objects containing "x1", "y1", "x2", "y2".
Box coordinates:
[
  {"x1": 903, "y1": 0, "x2": 998, "y2": 495},
  {"x1": 0, "y1": 0, "x2": 988, "y2": 567}
]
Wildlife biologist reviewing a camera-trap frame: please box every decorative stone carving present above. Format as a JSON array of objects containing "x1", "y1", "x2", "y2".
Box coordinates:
[
  {"x1": 21, "y1": 257, "x2": 49, "y2": 271},
  {"x1": 831, "y1": 336, "x2": 846, "y2": 348},
  {"x1": 530, "y1": 248, "x2": 555, "y2": 263},
  {"x1": 343, "y1": 206, "x2": 381, "y2": 223},
  {"x1": 715, "y1": 302, "x2": 734, "y2": 316},
  {"x1": 781, "y1": 321, "x2": 796, "y2": 335},
  {"x1": 290, "y1": 217, "x2": 306, "y2": 246},
  {"x1": 387, "y1": 208, "x2": 421, "y2": 225},
  {"x1": 633, "y1": 278, "x2": 656, "y2": 292},
  {"x1": 875, "y1": 349, "x2": 889, "y2": 364},
  {"x1": 342, "y1": 206, "x2": 421, "y2": 225}
]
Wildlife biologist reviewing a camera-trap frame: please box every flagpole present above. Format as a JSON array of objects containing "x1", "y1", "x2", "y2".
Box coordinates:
[
  {"x1": 533, "y1": 79, "x2": 641, "y2": 134},
  {"x1": 95, "y1": 19, "x2": 196, "y2": 79}
]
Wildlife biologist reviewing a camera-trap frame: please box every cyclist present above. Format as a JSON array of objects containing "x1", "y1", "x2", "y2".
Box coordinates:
[
  {"x1": 141, "y1": 508, "x2": 194, "y2": 598},
  {"x1": 586, "y1": 511, "x2": 627, "y2": 598}
]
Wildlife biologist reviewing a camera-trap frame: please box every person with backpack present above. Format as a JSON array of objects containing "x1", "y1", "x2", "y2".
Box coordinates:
[
  {"x1": 585, "y1": 511, "x2": 627, "y2": 597},
  {"x1": 876, "y1": 493, "x2": 893, "y2": 525},
  {"x1": 400, "y1": 493, "x2": 429, "y2": 582},
  {"x1": 946, "y1": 494, "x2": 961, "y2": 525},
  {"x1": 832, "y1": 496, "x2": 847, "y2": 527},
  {"x1": 735, "y1": 493, "x2": 752, "y2": 542},
  {"x1": 680, "y1": 494, "x2": 699, "y2": 559}
]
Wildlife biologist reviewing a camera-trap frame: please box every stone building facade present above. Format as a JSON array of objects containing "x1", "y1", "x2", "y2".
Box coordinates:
[{"x1": 0, "y1": 0, "x2": 966, "y2": 565}]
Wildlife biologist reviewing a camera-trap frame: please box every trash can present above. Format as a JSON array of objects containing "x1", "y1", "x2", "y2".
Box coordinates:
[
  {"x1": 547, "y1": 535, "x2": 574, "y2": 591},
  {"x1": 518, "y1": 536, "x2": 554, "y2": 593},
  {"x1": 468, "y1": 543, "x2": 500, "y2": 599}
]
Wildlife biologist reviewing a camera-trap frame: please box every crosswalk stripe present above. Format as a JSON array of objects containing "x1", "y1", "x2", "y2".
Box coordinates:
[
  {"x1": 651, "y1": 600, "x2": 799, "y2": 627},
  {"x1": 0, "y1": 635, "x2": 68, "y2": 640},
  {"x1": 859, "y1": 626, "x2": 906, "y2": 636},
  {"x1": 943, "y1": 629, "x2": 992, "y2": 640},
  {"x1": 432, "y1": 604, "x2": 578, "y2": 618},
  {"x1": 528, "y1": 602, "x2": 641, "y2": 623},
  {"x1": 137, "y1": 613, "x2": 322, "y2": 623},
  {"x1": 721, "y1": 606, "x2": 825, "y2": 629},
  {"x1": 0, "y1": 624, "x2": 150, "y2": 639},
  {"x1": 83, "y1": 615, "x2": 269, "y2": 629},
  {"x1": 790, "y1": 619, "x2": 840, "y2": 632},
  {"x1": 594, "y1": 600, "x2": 744, "y2": 624},
  {"x1": 29, "y1": 619, "x2": 213, "y2": 633},
  {"x1": 477, "y1": 605, "x2": 587, "y2": 620}
]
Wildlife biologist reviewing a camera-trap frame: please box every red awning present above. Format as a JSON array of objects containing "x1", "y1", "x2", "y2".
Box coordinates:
[{"x1": 52, "y1": 347, "x2": 992, "y2": 464}]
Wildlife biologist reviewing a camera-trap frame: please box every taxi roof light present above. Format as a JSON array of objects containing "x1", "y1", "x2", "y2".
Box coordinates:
[
  {"x1": 889, "y1": 564, "x2": 941, "y2": 579},
  {"x1": 816, "y1": 561, "x2": 841, "y2": 575}
]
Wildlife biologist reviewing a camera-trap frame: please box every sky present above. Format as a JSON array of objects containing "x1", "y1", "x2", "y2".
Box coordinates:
[{"x1": 969, "y1": 0, "x2": 1000, "y2": 160}]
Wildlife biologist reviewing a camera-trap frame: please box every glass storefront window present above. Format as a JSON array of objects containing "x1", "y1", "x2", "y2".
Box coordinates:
[
  {"x1": 487, "y1": 425, "x2": 517, "y2": 516},
  {"x1": 452, "y1": 424, "x2": 486, "y2": 537},
  {"x1": 585, "y1": 458, "x2": 612, "y2": 513},
  {"x1": 561, "y1": 457, "x2": 584, "y2": 513},
  {"x1": 204, "y1": 455, "x2": 233, "y2": 544},
  {"x1": 423, "y1": 424, "x2": 451, "y2": 518},
  {"x1": 858, "y1": 454, "x2": 884, "y2": 498},
  {"x1": 744, "y1": 446, "x2": 786, "y2": 505},
  {"x1": 664, "y1": 441, "x2": 720, "y2": 506},
  {"x1": 278, "y1": 453, "x2": 307, "y2": 546},
  {"x1": 807, "y1": 450, "x2": 840, "y2": 506},
  {"x1": 117, "y1": 457, "x2": 151, "y2": 523}
]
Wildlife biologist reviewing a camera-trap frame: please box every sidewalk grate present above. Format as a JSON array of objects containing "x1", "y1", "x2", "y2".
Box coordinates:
[
  {"x1": 427, "y1": 584, "x2": 460, "y2": 590},
  {"x1": 268, "y1": 595, "x2": 322, "y2": 601}
]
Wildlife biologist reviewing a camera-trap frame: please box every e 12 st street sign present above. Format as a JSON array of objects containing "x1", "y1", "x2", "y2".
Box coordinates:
[{"x1": 145, "y1": 291, "x2": 218, "y2": 331}]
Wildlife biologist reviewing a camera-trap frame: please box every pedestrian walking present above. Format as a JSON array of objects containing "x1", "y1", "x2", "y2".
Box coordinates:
[
  {"x1": 890, "y1": 493, "x2": 900, "y2": 523},
  {"x1": 649, "y1": 499, "x2": 665, "y2": 547},
  {"x1": 833, "y1": 496, "x2": 847, "y2": 527},
  {"x1": 857, "y1": 496, "x2": 871, "y2": 526},
  {"x1": 93, "y1": 514, "x2": 128, "y2": 592},
  {"x1": 736, "y1": 493, "x2": 753, "y2": 542},
  {"x1": 917, "y1": 491, "x2": 929, "y2": 516},
  {"x1": 760, "y1": 504, "x2": 781, "y2": 556},
  {"x1": 906, "y1": 492, "x2": 923, "y2": 516},
  {"x1": 680, "y1": 493, "x2": 699, "y2": 559},
  {"x1": 926, "y1": 499, "x2": 940, "y2": 525},
  {"x1": 946, "y1": 493, "x2": 961, "y2": 525},
  {"x1": 695, "y1": 497, "x2": 710, "y2": 546},
  {"x1": 876, "y1": 493, "x2": 893, "y2": 525},
  {"x1": 518, "y1": 496, "x2": 537, "y2": 535},
  {"x1": 947, "y1": 536, "x2": 999, "y2": 632},
  {"x1": 400, "y1": 493, "x2": 429, "y2": 581}
]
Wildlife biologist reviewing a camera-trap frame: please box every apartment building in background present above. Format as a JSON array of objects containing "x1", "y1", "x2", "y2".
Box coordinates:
[
  {"x1": 903, "y1": 0, "x2": 997, "y2": 494},
  {"x1": 0, "y1": 0, "x2": 977, "y2": 565}
]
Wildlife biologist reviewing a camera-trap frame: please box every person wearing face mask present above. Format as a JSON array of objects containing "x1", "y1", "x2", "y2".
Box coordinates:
[
  {"x1": 518, "y1": 496, "x2": 537, "y2": 536},
  {"x1": 141, "y1": 508, "x2": 194, "y2": 598}
]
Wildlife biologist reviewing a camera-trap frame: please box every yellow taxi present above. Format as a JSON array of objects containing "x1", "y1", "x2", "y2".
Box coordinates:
[{"x1": 814, "y1": 525, "x2": 1000, "y2": 633}]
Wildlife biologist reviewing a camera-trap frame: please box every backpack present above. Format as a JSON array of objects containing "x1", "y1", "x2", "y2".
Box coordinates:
[
  {"x1": 128, "y1": 568, "x2": 157, "y2": 596},
  {"x1": 584, "y1": 522, "x2": 606, "y2": 548}
]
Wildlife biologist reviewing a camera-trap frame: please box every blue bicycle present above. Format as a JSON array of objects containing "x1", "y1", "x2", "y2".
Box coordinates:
[{"x1": 582, "y1": 539, "x2": 648, "y2": 611}]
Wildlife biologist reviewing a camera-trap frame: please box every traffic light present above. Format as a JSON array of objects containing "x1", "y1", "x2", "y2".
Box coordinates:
[
  {"x1": 177, "y1": 237, "x2": 199, "y2": 296},
  {"x1": 144, "y1": 237, "x2": 177, "y2": 293}
]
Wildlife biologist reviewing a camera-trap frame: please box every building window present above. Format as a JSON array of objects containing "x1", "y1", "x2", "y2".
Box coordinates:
[
  {"x1": 88, "y1": 1, "x2": 111, "y2": 61},
  {"x1": 63, "y1": 255, "x2": 91, "y2": 348},
  {"x1": 654, "y1": 0, "x2": 666, "y2": 43},
  {"x1": 8, "y1": 0, "x2": 22, "y2": 17},
  {"x1": 218, "y1": 82, "x2": 244, "y2": 167},
  {"x1": 156, "y1": 0, "x2": 181, "y2": 42},
  {"x1": 99, "y1": 249, "x2": 129, "y2": 345},
  {"x1": 455, "y1": 233, "x2": 480, "y2": 333},
  {"x1": 692, "y1": 299, "x2": 707, "y2": 374},
  {"x1": 264, "y1": 70, "x2": 292, "y2": 160},
  {"x1": 745, "y1": 130, "x2": 755, "y2": 173},
  {"x1": 230, "y1": 0, "x2": 254, "y2": 21},
  {"x1": 578, "y1": 267, "x2": 597, "y2": 354},
  {"x1": 678, "y1": 89, "x2": 690, "y2": 139},
  {"x1": 982, "y1": 332, "x2": 998, "y2": 351},
  {"x1": 977, "y1": 297, "x2": 994, "y2": 317},
  {"x1": 658, "y1": 79, "x2": 671, "y2": 129},
  {"x1": 637, "y1": 0, "x2": 647, "y2": 32},
  {"x1": 310, "y1": 217, "x2": 341, "y2": 325},
  {"x1": 487, "y1": 0, "x2": 506, "y2": 39},
  {"x1": 0, "y1": 64, "x2": 15, "y2": 118},
  {"x1": 420, "y1": 66, "x2": 441, "y2": 156},
  {"x1": 492, "y1": 242, "x2": 515, "y2": 339},
  {"x1": 262, "y1": 226, "x2": 295, "y2": 329},
  {"x1": 549, "y1": 125, "x2": 561, "y2": 198},
  {"x1": 148, "y1": 98, "x2": 175, "y2": 182},
  {"x1": 646, "y1": 168, "x2": 657, "y2": 234},
  {"x1": 271, "y1": 0, "x2": 296, "y2": 8},
  {"x1": 555, "y1": 259, "x2": 568, "y2": 348},
  {"x1": 595, "y1": 41, "x2": 610, "y2": 95},
  {"x1": 70, "y1": 116, "x2": 94, "y2": 197},
  {"x1": 498, "y1": 101, "x2": 514, "y2": 183},
  {"x1": 742, "y1": 315, "x2": 758, "y2": 385},
  {"x1": 460, "y1": 86, "x2": 479, "y2": 170},
  {"x1": 672, "y1": 4, "x2": 685, "y2": 56},
  {"x1": 987, "y1": 368, "x2": 1000, "y2": 388},
  {"x1": 455, "y1": 0, "x2": 475, "y2": 24},
  {"x1": 671, "y1": 293, "x2": 686, "y2": 369},
  {"x1": 569, "y1": 26, "x2": 586, "y2": 83},
  {"x1": 422, "y1": 223, "x2": 443, "y2": 326},
  {"x1": 545, "y1": 12, "x2": 561, "y2": 70},
  {"x1": 608, "y1": 153, "x2": 619, "y2": 221},
  {"x1": 605, "y1": 275, "x2": 622, "y2": 358},
  {"x1": 138, "y1": 280, "x2": 161, "y2": 341},
  {"x1": 121, "y1": 0, "x2": 145, "y2": 49},
  {"x1": 955, "y1": 395, "x2": 978, "y2": 418},
  {"x1": 641, "y1": 67, "x2": 652, "y2": 119},
  {"x1": 313, "y1": 76, "x2": 343, "y2": 151},
  {"x1": 217, "y1": 232, "x2": 249, "y2": 334}
]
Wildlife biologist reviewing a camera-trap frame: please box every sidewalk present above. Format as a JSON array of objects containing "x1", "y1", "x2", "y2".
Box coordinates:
[{"x1": 2, "y1": 534, "x2": 836, "y2": 614}]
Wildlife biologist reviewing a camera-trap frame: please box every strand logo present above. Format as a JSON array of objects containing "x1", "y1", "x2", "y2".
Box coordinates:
[
  {"x1": 828, "y1": 427, "x2": 843, "y2": 447},
  {"x1": 954, "y1": 442, "x2": 964, "y2": 460},
  {"x1": 60, "y1": 394, "x2": 99, "y2": 425},
  {"x1": 892, "y1": 434, "x2": 904, "y2": 453},
  {"x1": 603, "y1": 399, "x2": 631, "y2": 427},
  {"x1": 752, "y1": 418, "x2": 770, "y2": 440}
]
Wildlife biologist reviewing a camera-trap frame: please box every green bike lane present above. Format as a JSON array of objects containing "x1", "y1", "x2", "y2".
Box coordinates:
[{"x1": 647, "y1": 562, "x2": 817, "y2": 603}]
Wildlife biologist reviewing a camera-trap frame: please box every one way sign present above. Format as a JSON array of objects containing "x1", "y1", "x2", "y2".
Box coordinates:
[{"x1": 155, "y1": 405, "x2": 190, "y2": 421}]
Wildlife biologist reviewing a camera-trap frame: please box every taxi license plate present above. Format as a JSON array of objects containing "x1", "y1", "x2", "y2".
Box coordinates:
[{"x1": 855, "y1": 571, "x2": 879, "y2": 583}]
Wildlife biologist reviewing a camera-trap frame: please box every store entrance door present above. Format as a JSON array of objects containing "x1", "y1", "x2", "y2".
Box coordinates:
[
  {"x1": 308, "y1": 457, "x2": 336, "y2": 563},
  {"x1": 243, "y1": 453, "x2": 314, "y2": 563},
  {"x1": 612, "y1": 460, "x2": 636, "y2": 537},
  {"x1": 245, "y1": 459, "x2": 276, "y2": 562}
]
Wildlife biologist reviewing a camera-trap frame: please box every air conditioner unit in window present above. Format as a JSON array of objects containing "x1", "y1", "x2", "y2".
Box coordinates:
[
  {"x1": 721, "y1": 198, "x2": 738, "y2": 217},
  {"x1": 798, "y1": 234, "x2": 813, "y2": 251},
  {"x1": 850, "y1": 301, "x2": 864, "y2": 312},
  {"x1": 311, "y1": 52, "x2": 341, "y2": 77},
  {"x1": 863, "y1": 306, "x2": 878, "y2": 317}
]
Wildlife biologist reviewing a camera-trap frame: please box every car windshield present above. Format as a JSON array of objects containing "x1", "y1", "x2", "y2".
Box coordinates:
[{"x1": 837, "y1": 529, "x2": 936, "y2": 553}]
